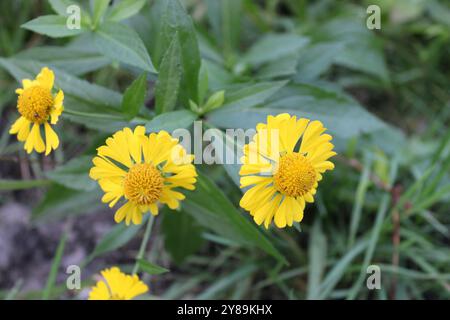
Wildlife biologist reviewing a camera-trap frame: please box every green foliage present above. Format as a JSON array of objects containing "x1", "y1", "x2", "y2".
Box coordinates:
[
  {"x1": 162, "y1": 209, "x2": 205, "y2": 265},
  {"x1": 121, "y1": 72, "x2": 147, "y2": 119}
]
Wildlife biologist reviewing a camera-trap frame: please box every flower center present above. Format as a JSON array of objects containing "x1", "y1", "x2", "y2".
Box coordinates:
[
  {"x1": 123, "y1": 163, "x2": 164, "y2": 205},
  {"x1": 109, "y1": 294, "x2": 125, "y2": 300},
  {"x1": 17, "y1": 86, "x2": 54, "y2": 123},
  {"x1": 273, "y1": 153, "x2": 316, "y2": 197}
]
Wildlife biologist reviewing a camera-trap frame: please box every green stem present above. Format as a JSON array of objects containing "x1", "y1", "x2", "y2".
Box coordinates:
[{"x1": 132, "y1": 215, "x2": 155, "y2": 274}]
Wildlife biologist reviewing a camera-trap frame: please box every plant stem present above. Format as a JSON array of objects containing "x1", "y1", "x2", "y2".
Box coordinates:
[{"x1": 132, "y1": 215, "x2": 155, "y2": 275}]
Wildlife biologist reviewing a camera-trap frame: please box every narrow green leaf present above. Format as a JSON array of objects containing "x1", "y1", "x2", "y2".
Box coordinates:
[
  {"x1": 108, "y1": 0, "x2": 147, "y2": 22},
  {"x1": 183, "y1": 172, "x2": 287, "y2": 264},
  {"x1": 42, "y1": 231, "x2": 68, "y2": 300},
  {"x1": 32, "y1": 184, "x2": 102, "y2": 222},
  {"x1": 49, "y1": 0, "x2": 79, "y2": 16},
  {"x1": 197, "y1": 264, "x2": 257, "y2": 299},
  {"x1": 203, "y1": 90, "x2": 225, "y2": 112},
  {"x1": 84, "y1": 221, "x2": 144, "y2": 265},
  {"x1": 206, "y1": 0, "x2": 242, "y2": 58},
  {"x1": 155, "y1": 35, "x2": 181, "y2": 114},
  {"x1": 243, "y1": 33, "x2": 309, "y2": 66},
  {"x1": 15, "y1": 46, "x2": 110, "y2": 76},
  {"x1": 146, "y1": 110, "x2": 197, "y2": 132},
  {"x1": 137, "y1": 259, "x2": 169, "y2": 275},
  {"x1": 91, "y1": 0, "x2": 110, "y2": 27},
  {"x1": 93, "y1": 21, "x2": 155, "y2": 72},
  {"x1": 207, "y1": 80, "x2": 287, "y2": 114},
  {"x1": 162, "y1": 209, "x2": 204, "y2": 265},
  {"x1": 45, "y1": 156, "x2": 96, "y2": 191},
  {"x1": 0, "y1": 179, "x2": 51, "y2": 190},
  {"x1": 307, "y1": 219, "x2": 327, "y2": 299},
  {"x1": 122, "y1": 72, "x2": 147, "y2": 119},
  {"x1": 150, "y1": 0, "x2": 201, "y2": 103},
  {"x1": 21, "y1": 15, "x2": 85, "y2": 38}
]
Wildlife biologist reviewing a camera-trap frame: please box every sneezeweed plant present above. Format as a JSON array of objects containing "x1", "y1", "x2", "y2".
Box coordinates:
[
  {"x1": 9, "y1": 67, "x2": 64, "y2": 155},
  {"x1": 88, "y1": 267, "x2": 148, "y2": 300},
  {"x1": 89, "y1": 126, "x2": 197, "y2": 225},
  {"x1": 239, "y1": 114, "x2": 336, "y2": 228}
]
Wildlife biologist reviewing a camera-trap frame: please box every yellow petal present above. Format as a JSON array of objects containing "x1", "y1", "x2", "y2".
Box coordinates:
[
  {"x1": 24, "y1": 123, "x2": 45, "y2": 154},
  {"x1": 36, "y1": 67, "x2": 54, "y2": 89},
  {"x1": 44, "y1": 122, "x2": 59, "y2": 155},
  {"x1": 9, "y1": 117, "x2": 31, "y2": 141},
  {"x1": 274, "y1": 197, "x2": 289, "y2": 228}
]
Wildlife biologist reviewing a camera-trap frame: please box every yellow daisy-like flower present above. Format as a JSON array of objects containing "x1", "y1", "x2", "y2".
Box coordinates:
[
  {"x1": 88, "y1": 267, "x2": 148, "y2": 300},
  {"x1": 9, "y1": 67, "x2": 64, "y2": 155},
  {"x1": 239, "y1": 113, "x2": 336, "y2": 229},
  {"x1": 89, "y1": 126, "x2": 197, "y2": 225}
]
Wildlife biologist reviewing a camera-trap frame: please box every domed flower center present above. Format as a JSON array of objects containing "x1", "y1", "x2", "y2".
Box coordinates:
[
  {"x1": 273, "y1": 153, "x2": 316, "y2": 197},
  {"x1": 123, "y1": 163, "x2": 164, "y2": 205},
  {"x1": 17, "y1": 85, "x2": 54, "y2": 123}
]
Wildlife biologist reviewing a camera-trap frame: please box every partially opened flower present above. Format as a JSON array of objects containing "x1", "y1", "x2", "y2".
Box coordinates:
[
  {"x1": 90, "y1": 126, "x2": 197, "y2": 225},
  {"x1": 239, "y1": 113, "x2": 336, "y2": 228},
  {"x1": 9, "y1": 67, "x2": 64, "y2": 155},
  {"x1": 88, "y1": 267, "x2": 148, "y2": 300}
]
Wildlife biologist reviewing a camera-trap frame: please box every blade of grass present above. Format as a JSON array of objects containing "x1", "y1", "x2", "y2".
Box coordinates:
[{"x1": 42, "y1": 230, "x2": 67, "y2": 300}]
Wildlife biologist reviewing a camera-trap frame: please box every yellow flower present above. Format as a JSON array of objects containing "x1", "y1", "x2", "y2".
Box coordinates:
[
  {"x1": 88, "y1": 267, "x2": 148, "y2": 300},
  {"x1": 9, "y1": 67, "x2": 64, "y2": 155},
  {"x1": 239, "y1": 113, "x2": 336, "y2": 228},
  {"x1": 90, "y1": 126, "x2": 197, "y2": 225}
]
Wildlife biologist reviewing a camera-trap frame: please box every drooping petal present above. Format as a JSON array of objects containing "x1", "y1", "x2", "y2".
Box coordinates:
[
  {"x1": 44, "y1": 122, "x2": 59, "y2": 155},
  {"x1": 24, "y1": 123, "x2": 45, "y2": 154}
]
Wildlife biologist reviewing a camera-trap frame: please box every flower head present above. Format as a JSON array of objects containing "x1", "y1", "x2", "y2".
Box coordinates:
[
  {"x1": 90, "y1": 126, "x2": 197, "y2": 225},
  {"x1": 9, "y1": 67, "x2": 64, "y2": 155},
  {"x1": 239, "y1": 113, "x2": 336, "y2": 228},
  {"x1": 88, "y1": 267, "x2": 148, "y2": 300}
]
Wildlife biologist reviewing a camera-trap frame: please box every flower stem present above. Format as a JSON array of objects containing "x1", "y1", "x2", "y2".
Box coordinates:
[{"x1": 132, "y1": 214, "x2": 155, "y2": 275}]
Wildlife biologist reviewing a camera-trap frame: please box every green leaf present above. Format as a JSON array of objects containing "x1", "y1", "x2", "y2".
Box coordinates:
[
  {"x1": 32, "y1": 184, "x2": 102, "y2": 222},
  {"x1": 85, "y1": 222, "x2": 144, "y2": 264},
  {"x1": 197, "y1": 264, "x2": 257, "y2": 299},
  {"x1": 208, "y1": 83, "x2": 387, "y2": 139},
  {"x1": 203, "y1": 90, "x2": 225, "y2": 112},
  {"x1": 311, "y1": 18, "x2": 389, "y2": 82},
  {"x1": 21, "y1": 15, "x2": 85, "y2": 38},
  {"x1": 49, "y1": 0, "x2": 91, "y2": 26},
  {"x1": 137, "y1": 259, "x2": 169, "y2": 275},
  {"x1": 0, "y1": 179, "x2": 51, "y2": 190},
  {"x1": 208, "y1": 80, "x2": 287, "y2": 113},
  {"x1": 243, "y1": 33, "x2": 309, "y2": 66},
  {"x1": 162, "y1": 209, "x2": 204, "y2": 265},
  {"x1": 91, "y1": 0, "x2": 110, "y2": 27},
  {"x1": 307, "y1": 219, "x2": 327, "y2": 299},
  {"x1": 42, "y1": 231, "x2": 67, "y2": 300},
  {"x1": 155, "y1": 35, "x2": 182, "y2": 114},
  {"x1": 146, "y1": 110, "x2": 197, "y2": 132},
  {"x1": 45, "y1": 156, "x2": 96, "y2": 191},
  {"x1": 183, "y1": 172, "x2": 287, "y2": 264},
  {"x1": 198, "y1": 61, "x2": 209, "y2": 104},
  {"x1": 295, "y1": 43, "x2": 344, "y2": 81},
  {"x1": 206, "y1": 0, "x2": 242, "y2": 57},
  {"x1": 107, "y1": 0, "x2": 147, "y2": 22},
  {"x1": 15, "y1": 46, "x2": 110, "y2": 76},
  {"x1": 122, "y1": 72, "x2": 147, "y2": 119},
  {"x1": 93, "y1": 21, "x2": 155, "y2": 72},
  {"x1": 150, "y1": 0, "x2": 201, "y2": 104},
  {"x1": 256, "y1": 53, "x2": 299, "y2": 80}
]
